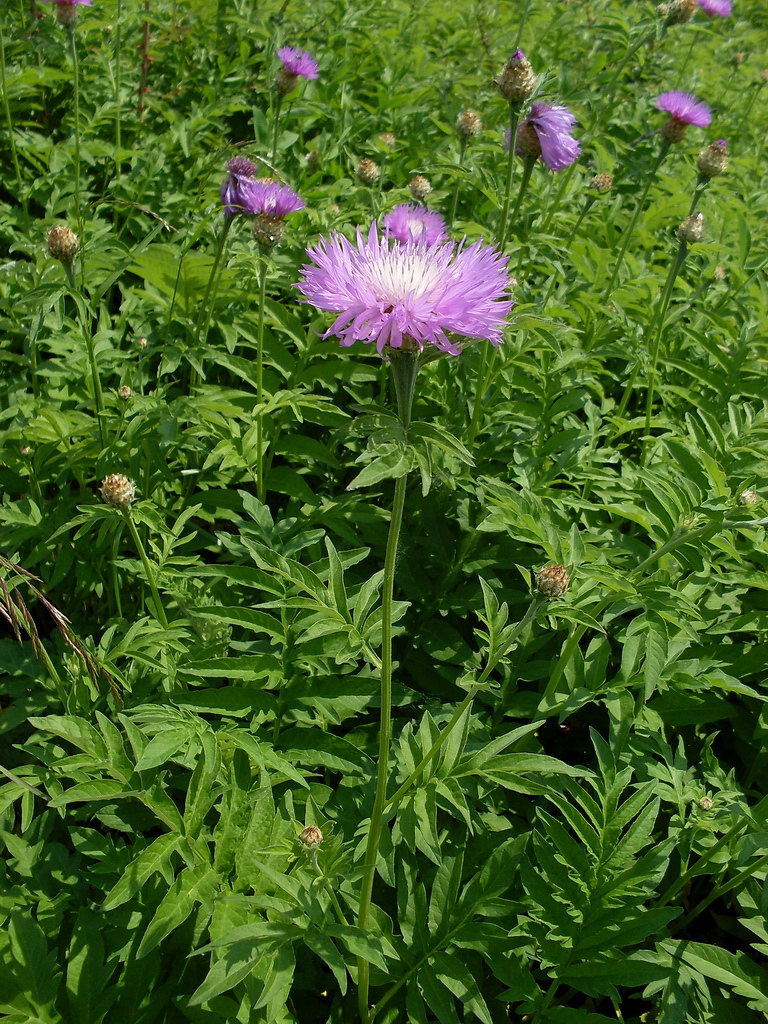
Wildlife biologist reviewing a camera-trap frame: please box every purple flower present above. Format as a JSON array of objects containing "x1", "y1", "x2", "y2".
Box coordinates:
[
  {"x1": 656, "y1": 91, "x2": 712, "y2": 127},
  {"x1": 40, "y1": 0, "x2": 93, "y2": 4},
  {"x1": 508, "y1": 102, "x2": 581, "y2": 172},
  {"x1": 277, "y1": 46, "x2": 319, "y2": 81},
  {"x1": 382, "y1": 204, "x2": 448, "y2": 247},
  {"x1": 221, "y1": 157, "x2": 257, "y2": 217},
  {"x1": 695, "y1": 0, "x2": 732, "y2": 15},
  {"x1": 297, "y1": 224, "x2": 513, "y2": 356},
  {"x1": 239, "y1": 179, "x2": 306, "y2": 218}
]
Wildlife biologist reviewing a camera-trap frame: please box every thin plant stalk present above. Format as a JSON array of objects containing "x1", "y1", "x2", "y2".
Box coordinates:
[
  {"x1": 67, "y1": 27, "x2": 83, "y2": 251},
  {"x1": 672, "y1": 851, "x2": 768, "y2": 934},
  {"x1": 197, "y1": 216, "x2": 234, "y2": 348},
  {"x1": 123, "y1": 510, "x2": 169, "y2": 628},
  {"x1": 601, "y1": 142, "x2": 669, "y2": 302},
  {"x1": 63, "y1": 260, "x2": 106, "y2": 449},
  {"x1": 271, "y1": 93, "x2": 284, "y2": 165},
  {"x1": 357, "y1": 348, "x2": 418, "y2": 1024},
  {"x1": 466, "y1": 343, "x2": 496, "y2": 446},
  {"x1": 114, "y1": 0, "x2": 123, "y2": 157},
  {"x1": 255, "y1": 256, "x2": 269, "y2": 503},
  {"x1": 540, "y1": 161, "x2": 578, "y2": 234},
  {"x1": 511, "y1": 155, "x2": 536, "y2": 276},
  {"x1": 641, "y1": 241, "x2": 687, "y2": 461},
  {"x1": 0, "y1": 27, "x2": 25, "y2": 212},
  {"x1": 540, "y1": 197, "x2": 594, "y2": 309},
  {"x1": 448, "y1": 138, "x2": 467, "y2": 228},
  {"x1": 384, "y1": 597, "x2": 543, "y2": 811},
  {"x1": 496, "y1": 105, "x2": 521, "y2": 251}
]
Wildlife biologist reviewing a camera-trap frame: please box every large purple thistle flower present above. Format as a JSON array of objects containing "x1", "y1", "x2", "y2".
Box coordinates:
[
  {"x1": 221, "y1": 157, "x2": 257, "y2": 217},
  {"x1": 656, "y1": 91, "x2": 712, "y2": 127},
  {"x1": 297, "y1": 224, "x2": 513, "y2": 356},
  {"x1": 382, "y1": 204, "x2": 448, "y2": 247},
  {"x1": 277, "y1": 46, "x2": 319, "y2": 80},
  {"x1": 508, "y1": 102, "x2": 581, "y2": 172},
  {"x1": 695, "y1": 0, "x2": 732, "y2": 15}
]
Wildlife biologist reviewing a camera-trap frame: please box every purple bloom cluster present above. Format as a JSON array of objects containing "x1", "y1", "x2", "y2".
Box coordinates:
[
  {"x1": 297, "y1": 225, "x2": 512, "y2": 356},
  {"x1": 277, "y1": 46, "x2": 319, "y2": 80},
  {"x1": 241, "y1": 180, "x2": 306, "y2": 218},
  {"x1": 507, "y1": 102, "x2": 581, "y2": 172},
  {"x1": 696, "y1": 0, "x2": 732, "y2": 15},
  {"x1": 382, "y1": 204, "x2": 448, "y2": 247},
  {"x1": 657, "y1": 90, "x2": 712, "y2": 127}
]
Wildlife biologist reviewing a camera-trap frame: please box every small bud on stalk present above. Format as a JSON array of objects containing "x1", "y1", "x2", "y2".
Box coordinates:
[
  {"x1": 495, "y1": 50, "x2": 536, "y2": 104},
  {"x1": 697, "y1": 139, "x2": 728, "y2": 179},
  {"x1": 306, "y1": 149, "x2": 321, "y2": 171},
  {"x1": 456, "y1": 109, "x2": 482, "y2": 140},
  {"x1": 731, "y1": 51, "x2": 744, "y2": 67},
  {"x1": 299, "y1": 825, "x2": 323, "y2": 848},
  {"x1": 536, "y1": 564, "x2": 570, "y2": 599},
  {"x1": 677, "y1": 212, "x2": 705, "y2": 244},
  {"x1": 712, "y1": 265, "x2": 726, "y2": 282},
  {"x1": 100, "y1": 474, "x2": 136, "y2": 510},
  {"x1": 46, "y1": 224, "x2": 79, "y2": 263},
  {"x1": 379, "y1": 132, "x2": 396, "y2": 150},
  {"x1": 409, "y1": 176, "x2": 432, "y2": 202},
  {"x1": 665, "y1": 0, "x2": 696, "y2": 24},
  {"x1": 739, "y1": 489, "x2": 758, "y2": 506},
  {"x1": 698, "y1": 796, "x2": 714, "y2": 811},
  {"x1": 356, "y1": 158, "x2": 380, "y2": 186},
  {"x1": 588, "y1": 172, "x2": 613, "y2": 194},
  {"x1": 118, "y1": 385, "x2": 132, "y2": 400}
]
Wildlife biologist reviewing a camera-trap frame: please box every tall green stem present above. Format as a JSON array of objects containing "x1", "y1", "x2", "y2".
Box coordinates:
[
  {"x1": 448, "y1": 139, "x2": 467, "y2": 228},
  {"x1": 271, "y1": 92, "x2": 283, "y2": 165},
  {"x1": 114, "y1": 0, "x2": 123, "y2": 158},
  {"x1": 255, "y1": 256, "x2": 269, "y2": 503},
  {"x1": 540, "y1": 162, "x2": 577, "y2": 235},
  {"x1": 67, "y1": 27, "x2": 83, "y2": 253},
  {"x1": 123, "y1": 510, "x2": 168, "y2": 628},
  {"x1": 197, "y1": 216, "x2": 233, "y2": 347},
  {"x1": 63, "y1": 260, "x2": 105, "y2": 448},
  {"x1": 601, "y1": 142, "x2": 668, "y2": 302},
  {"x1": 641, "y1": 242, "x2": 687, "y2": 461},
  {"x1": 496, "y1": 105, "x2": 521, "y2": 251},
  {"x1": 357, "y1": 348, "x2": 418, "y2": 1024},
  {"x1": 0, "y1": 27, "x2": 24, "y2": 212}
]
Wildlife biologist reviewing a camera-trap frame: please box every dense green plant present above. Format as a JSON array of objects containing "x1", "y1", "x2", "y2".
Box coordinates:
[{"x1": 2, "y1": 0, "x2": 768, "y2": 1022}]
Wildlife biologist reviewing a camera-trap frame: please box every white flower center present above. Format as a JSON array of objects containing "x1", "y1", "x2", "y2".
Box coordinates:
[{"x1": 361, "y1": 249, "x2": 443, "y2": 307}]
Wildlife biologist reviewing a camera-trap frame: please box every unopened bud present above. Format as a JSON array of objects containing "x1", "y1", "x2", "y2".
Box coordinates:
[
  {"x1": 698, "y1": 796, "x2": 713, "y2": 811},
  {"x1": 252, "y1": 214, "x2": 285, "y2": 250},
  {"x1": 20, "y1": 445, "x2": 32, "y2": 457},
  {"x1": 379, "y1": 132, "x2": 396, "y2": 150},
  {"x1": 409, "y1": 176, "x2": 432, "y2": 202},
  {"x1": 588, "y1": 172, "x2": 613, "y2": 193},
  {"x1": 299, "y1": 825, "x2": 323, "y2": 847},
  {"x1": 697, "y1": 139, "x2": 728, "y2": 178},
  {"x1": 665, "y1": 0, "x2": 696, "y2": 24},
  {"x1": 46, "y1": 224, "x2": 79, "y2": 262},
  {"x1": 306, "y1": 149, "x2": 320, "y2": 171},
  {"x1": 456, "y1": 109, "x2": 482, "y2": 140},
  {"x1": 495, "y1": 50, "x2": 537, "y2": 104},
  {"x1": 536, "y1": 564, "x2": 570, "y2": 599},
  {"x1": 137, "y1": 336, "x2": 148, "y2": 349},
  {"x1": 677, "y1": 212, "x2": 705, "y2": 244},
  {"x1": 739, "y1": 489, "x2": 758, "y2": 506},
  {"x1": 731, "y1": 52, "x2": 744, "y2": 67},
  {"x1": 356, "y1": 158, "x2": 380, "y2": 186},
  {"x1": 100, "y1": 474, "x2": 136, "y2": 510},
  {"x1": 712, "y1": 264, "x2": 726, "y2": 282},
  {"x1": 118, "y1": 385, "x2": 132, "y2": 401}
]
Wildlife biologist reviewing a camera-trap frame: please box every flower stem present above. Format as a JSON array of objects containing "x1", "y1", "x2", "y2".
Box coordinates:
[
  {"x1": 114, "y1": 0, "x2": 123, "y2": 158},
  {"x1": 641, "y1": 241, "x2": 687, "y2": 462},
  {"x1": 123, "y1": 510, "x2": 168, "y2": 628},
  {"x1": 63, "y1": 260, "x2": 105, "y2": 449},
  {"x1": 271, "y1": 93, "x2": 283, "y2": 165},
  {"x1": 67, "y1": 27, "x2": 84, "y2": 261},
  {"x1": 448, "y1": 139, "x2": 467, "y2": 228},
  {"x1": 0, "y1": 27, "x2": 25, "y2": 214},
  {"x1": 601, "y1": 141, "x2": 668, "y2": 303},
  {"x1": 197, "y1": 216, "x2": 233, "y2": 348},
  {"x1": 255, "y1": 256, "x2": 269, "y2": 503},
  {"x1": 540, "y1": 161, "x2": 577, "y2": 234},
  {"x1": 466, "y1": 343, "x2": 496, "y2": 447},
  {"x1": 357, "y1": 348, "x2": 418, "y2": 1024},
  {"x1": 496, "y1": 104, "x2": 521, "y2": 251}
]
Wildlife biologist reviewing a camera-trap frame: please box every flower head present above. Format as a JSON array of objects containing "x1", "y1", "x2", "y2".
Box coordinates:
[
  {"x1": 496, "y1": 50, "x2": 537, "y2": 104},
  {"x1": 297, "y1": 224, "x2": 512, "y2": 356},
  {"x1": 657, "y1": 90, "x2": 712, "y2": 135},
  {"x1": 382, "y1": 204, "x2": 448, "y2": 247},
  {"x1": 46, "y1": 224, "x2": 79, "y2": 262},
  {"x1": 409, "y1": 176, "x2": 432, "y2": 202},
  {"x1": 100, "y1": 474, "x2": 136, "y2": 510},
  {"x1": 356, "y1": 159, "x2": 380, "y2": 186},
  {"x1": 275, "y1": 46, "x2": 318, "y2": 92},
  {"x1": 536, "y1": 565, "x2": 570, "y2": 598},
  {"x1": 508, "y1": 102, "x2": 581, "y2": 172},
  {"x1": 698, "y1": 139, "x2": 728, "y2": 178},
  {"x1": 695, "y1": 0, "x2": 732, "y2": 15},
  {"x1": 239, "y1": 179, "x2": 305, "y2": 219},
  {"x1": 220, "y1": 157, "x2": 257, "y2": 217},
  {"x1": 456, "y1": 109, "x2": 482, "y2": 140}
]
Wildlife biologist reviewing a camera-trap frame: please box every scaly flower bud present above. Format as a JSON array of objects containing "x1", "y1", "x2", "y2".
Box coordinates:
[
  {"x1": 739, "y1": 489, "x2": 758, "y2": 506},
  {"x1": 697, "y1": 139, "x2": 728, "y2": 178},
  {"x1": 731, "y1": 51, "x2": 744, "y2": 67},
  {"x1": 698, "y1": 796, "x2": 714, "y2": 811},
  {"x1": 665, "y1": 0, "x2": 696, "y2": 23},
  {"x1": 456, "y1": 109, "x2": 482, "y2": 140},
  {"x1": 536, "y1": 564, "x2": 570, "y2": 599},
  {"x1": 299, "y1": 825, "x2": 323, "y2": 847},
  {"x1": 46, "y1": 224, "x2": 79, "y2": 262},
  {"x1": 712, "y1": 265, "x2": 726, "y2": 282},
  {"x1": 409, "y1": 176, "x2": 432, "y2": 202},
  {"x1": 495, "y1": 49, "x2": 537, "y2": 104},
  {"x1": 100, "y1": 474, "x2": 136, "y2": 510},
  {"x1": 356, "y1": 158, "x2": 380, "y2": 186},
  {"x1": 118, "y1": 385, "x2": 132, "y2": 400},
  {"x1": 515, "y1": 121, "x2": 542, "y2": 161},
  {"x1": 588, "y1": 172, "x2": 613, "y2": 193},
  {"x1": 252, "y1": 214, "x2": 285, "y2": 250},
  {"x1": 677, "y1": 212, "x2": 705, "y2": 244},
  {"x1": 379, "y1": 132, "x2": 396, "y2": 150}
]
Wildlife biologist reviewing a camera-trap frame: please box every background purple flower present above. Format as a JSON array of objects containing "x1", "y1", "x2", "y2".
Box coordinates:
[
  {"x1": 297, "y1": 224, "x2": 512, "y2": 355},
  {"x1": 696, "y1": 0, "x2": 732, "y2": 15},
  {"x1": 657, "y1": 91, "x2": 712, "y2": 127},
  {"x1": 240, "y1": 179, "x2": 305, "y2": 218},
  {"x1": 510, "y1": 102, "x2": 581, "y2": 171},
  {"x1": 221, "y1": 158, "x2": 257, "y2": 217},
  {"x1": 382, "y1": 205, "x2": 448, "y2": 247},
  {"x1": 277, "y1": 46, "x2": 319, "y2": 80},
  {"x1": 41, "y1": 0, "x2": 93, "y2": 5}
]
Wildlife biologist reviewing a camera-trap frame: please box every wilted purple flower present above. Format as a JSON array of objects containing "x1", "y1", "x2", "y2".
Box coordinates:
[
  {"x1": 656, "y1": 91, "x2": 712, "y2": 127},
  {"x1": 297, "y1": 224, "x2": 512, "y2": 356},
  {"x1": 506, "y1": 102, "x2": 581, "y2": 172},
  {"x1": 221, "y1": 157, "x2": 257, "y2": 217},
  {"x1": 239, "y1": 179, "x2": 305, "y2": 218},
  {"x1": 695, "y1": 0, "x2": 732, "y2": 15},
  {"x1": 382, "y1": 204, "x2": 448, "y2": 247},
  {"x1": 275, "y1": 47, "x2": 319, "y2": 94}
]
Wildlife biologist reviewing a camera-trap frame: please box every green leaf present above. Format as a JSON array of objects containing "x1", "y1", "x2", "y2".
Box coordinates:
[
  {"x1": 137, "y1": 865, "x2": 220, "y2": 958},
  {"x1": 663, "y1": 940, "x2": 768, "y2": 1012},
  {"x1": 102, "y1": 833, "x2": 182, "y2": 911}
]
